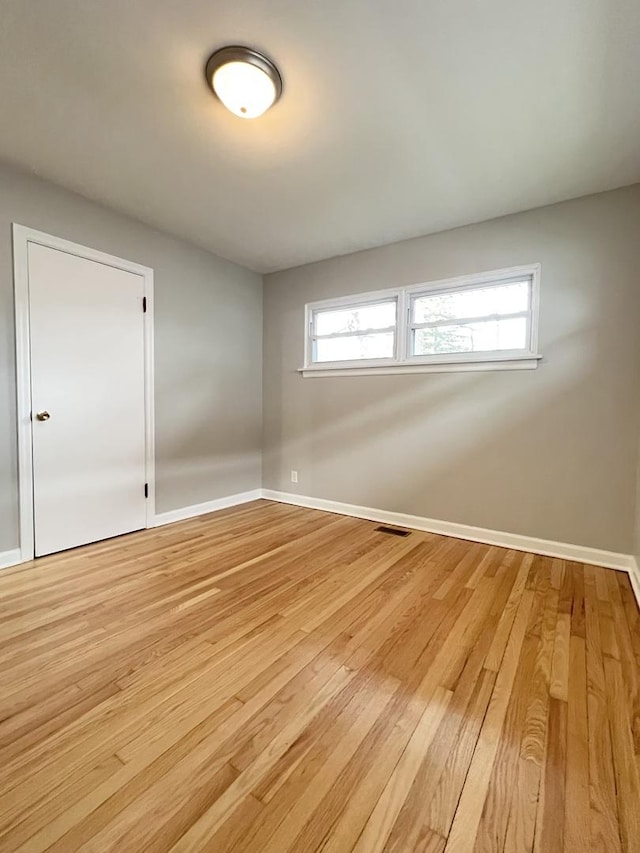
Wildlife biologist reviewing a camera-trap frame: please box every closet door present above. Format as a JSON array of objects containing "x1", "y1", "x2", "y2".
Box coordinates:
[{"x1": 28, "y1": 241, "x2": 147, "y2": 556}]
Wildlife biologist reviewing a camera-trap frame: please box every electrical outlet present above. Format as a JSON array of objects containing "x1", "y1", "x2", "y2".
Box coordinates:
[{"x1": 290, "y1": 470, "x2": 298, "y2": 484}]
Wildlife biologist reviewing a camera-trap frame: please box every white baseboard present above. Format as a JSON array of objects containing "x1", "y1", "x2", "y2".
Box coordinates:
[
  {"x1": 153, "y1": 489, "x2": 262, "y2": 527},
  {"x1": 261, "y1": 489, "x2": 636, "y2": 575},
  {"x1": 0, "y1": 548, "x2": 23, "y2": 570},
  {"x1": 629, "y1": 558, "x2": 640, "y2": 606},
  {"x1": 3, "y1": 486, "x2": 638, "y2": 611}
]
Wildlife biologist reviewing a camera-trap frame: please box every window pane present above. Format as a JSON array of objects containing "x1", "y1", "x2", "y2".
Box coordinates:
[
  {"x1": 412, "y1": 281, "x2": 529, "y2": 324},
  {"x1": 315, "y1": 332, "x2": 395, "y2": 363},
  {"x1": 413, "y1": 317, "x2": 528, "y2": 356},
  {"x1": 315, "y1": 300, "x2": 396, "y2": 336}
]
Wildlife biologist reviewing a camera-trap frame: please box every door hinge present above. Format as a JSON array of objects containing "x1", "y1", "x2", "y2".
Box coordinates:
[
  {"x1": 142, "y1": 296, "x2": 147, "y2": 313},
  {"x1": 144, "y1": 483, "x2": 149, "y2": 498}
]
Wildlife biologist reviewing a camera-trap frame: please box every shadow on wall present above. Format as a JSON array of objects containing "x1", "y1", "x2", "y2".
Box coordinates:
[{"x1": 155, "y1": 358, "x2": 262, "y2": 509}]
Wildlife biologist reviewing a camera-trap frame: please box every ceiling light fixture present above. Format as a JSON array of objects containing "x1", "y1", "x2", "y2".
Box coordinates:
[{"x1": 205, "y1": 46, "x2": 282, "y2": 119}]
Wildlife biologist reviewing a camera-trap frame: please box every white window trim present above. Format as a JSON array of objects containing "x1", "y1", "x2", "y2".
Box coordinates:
[{"x1": 301, "y1": 264, "x2": 542, "y2": 377}]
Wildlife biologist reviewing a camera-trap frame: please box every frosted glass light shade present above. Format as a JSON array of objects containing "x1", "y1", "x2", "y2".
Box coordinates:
[
  {"x1": 205, "y1": 47, "x2": 282, "y2": 119},
  {"x1": 213, "y1": 61, "x2": 276, "y2": 118}
]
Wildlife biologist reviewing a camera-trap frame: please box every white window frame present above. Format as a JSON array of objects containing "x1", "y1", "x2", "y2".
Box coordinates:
[
  {"x1": 304, "y1": 288, "x2": 401, "y2": 371},
  {"x1": 301, "y1": 264, "x2": 542, "y2": 377}
]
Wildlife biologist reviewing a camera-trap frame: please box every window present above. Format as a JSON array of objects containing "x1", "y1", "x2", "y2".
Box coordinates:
[
  {"x1": 302, "y1": 265, "x2": 541, "y2": 376},
  {"x1": 409, "y1": 279, "x2": 531, "y2": 358},
  {"x1": 310, "y1": 296, "x2": 398, "y2": 364}
]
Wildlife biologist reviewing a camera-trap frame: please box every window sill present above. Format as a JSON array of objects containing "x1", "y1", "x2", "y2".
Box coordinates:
[{"x1": 299, "y1": 355, "x2": 542, "y2": 378}]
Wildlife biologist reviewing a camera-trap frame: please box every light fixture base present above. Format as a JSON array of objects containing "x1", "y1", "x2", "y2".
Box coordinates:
[{"x1": 205, "y1": 46, "x2": 283, "y2": 113}]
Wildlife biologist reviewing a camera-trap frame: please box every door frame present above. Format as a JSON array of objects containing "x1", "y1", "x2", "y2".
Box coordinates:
[{"x1": 12, "y1": 224, "x2": 156, "y2": 563}]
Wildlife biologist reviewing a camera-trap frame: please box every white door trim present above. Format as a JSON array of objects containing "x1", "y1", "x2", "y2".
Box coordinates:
[{"x1": 12, "y1": 224, "x2": 155, "y2": 563}]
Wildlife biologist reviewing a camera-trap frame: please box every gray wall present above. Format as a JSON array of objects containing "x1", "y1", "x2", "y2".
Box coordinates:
[
  {"x1": 263, "y1": 185, "x2": 640, "y2": 554},
  {"x1": 0, "y1": 162, "x2": 263, "y2": 553},
  {"x1": 636, "y1": 438, "x2": 640, "y2": 564},
  {"x1": 3, "y1": 163, "x2": 638, "y2": 558}
]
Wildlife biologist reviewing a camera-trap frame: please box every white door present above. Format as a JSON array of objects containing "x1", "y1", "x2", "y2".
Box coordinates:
[{"x1": 28, "y1": 242, "x2": 147, "y2": 556}]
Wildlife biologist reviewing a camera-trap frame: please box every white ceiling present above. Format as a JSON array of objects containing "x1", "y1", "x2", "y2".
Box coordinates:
[{"x1": 1, "y1": 0, "x2": 639, "y2": 273}]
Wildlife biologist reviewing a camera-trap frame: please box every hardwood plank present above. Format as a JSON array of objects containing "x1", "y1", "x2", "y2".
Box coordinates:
[
  {"x1": 484, "y1": 552, "x2": 533, "y2": 672},
  {"x1": 550, "y1": 612, "x2": 571, "y2": 701},
  {"x1": 0, "y1": 500, "x2": 635, "y2": 853},
  {"x1": 232, "y1": 669, "x2": 400, "y2": 853},
  {"x1": 166, "y1": 666, "x2": 354, "y2": 851},
  {"x1": 564, "y1": 635, "x2": 590, "y2": 851},
  {"x1": 584, "y1": 565, "x2": 623, "y2": 853},
  {"x1": 534, "y1": 697, "x2": 567, "y2": 852},
  {"x1": 383, "y1": 608, "x2": 501, "y2": 851},
  {"x1": 474, "y1": 631, "x2": 538, "y2": 852},
  {"x1": 427, "y1": 668, "x2": 497, "y2": 839},
  {"x1": 603, "y1": 656, "x2": 640, "y2": 853},
  {"x1": 502, "y1": 565, "x2": 558, "y2": 853},
  {"x1": 443, "y1": 588, "x2": 534, "y2": 853},
  {"x1": 353, "y1": 686, "x2": 452, "y2": 853}
]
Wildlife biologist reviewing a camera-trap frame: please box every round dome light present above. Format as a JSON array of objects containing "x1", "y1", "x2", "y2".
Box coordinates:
[{"x1": 205, "y1": 46, "x2": 282, "y2": 119}]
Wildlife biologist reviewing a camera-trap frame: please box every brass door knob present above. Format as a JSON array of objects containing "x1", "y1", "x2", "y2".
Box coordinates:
[{"x1": 36, "y1": 411, "x2": 51, "y2": 421}]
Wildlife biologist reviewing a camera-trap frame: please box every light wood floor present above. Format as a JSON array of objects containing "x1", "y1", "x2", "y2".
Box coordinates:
[{"x1": 0, "y1": 501, "x2": 639, "y2": 853}]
